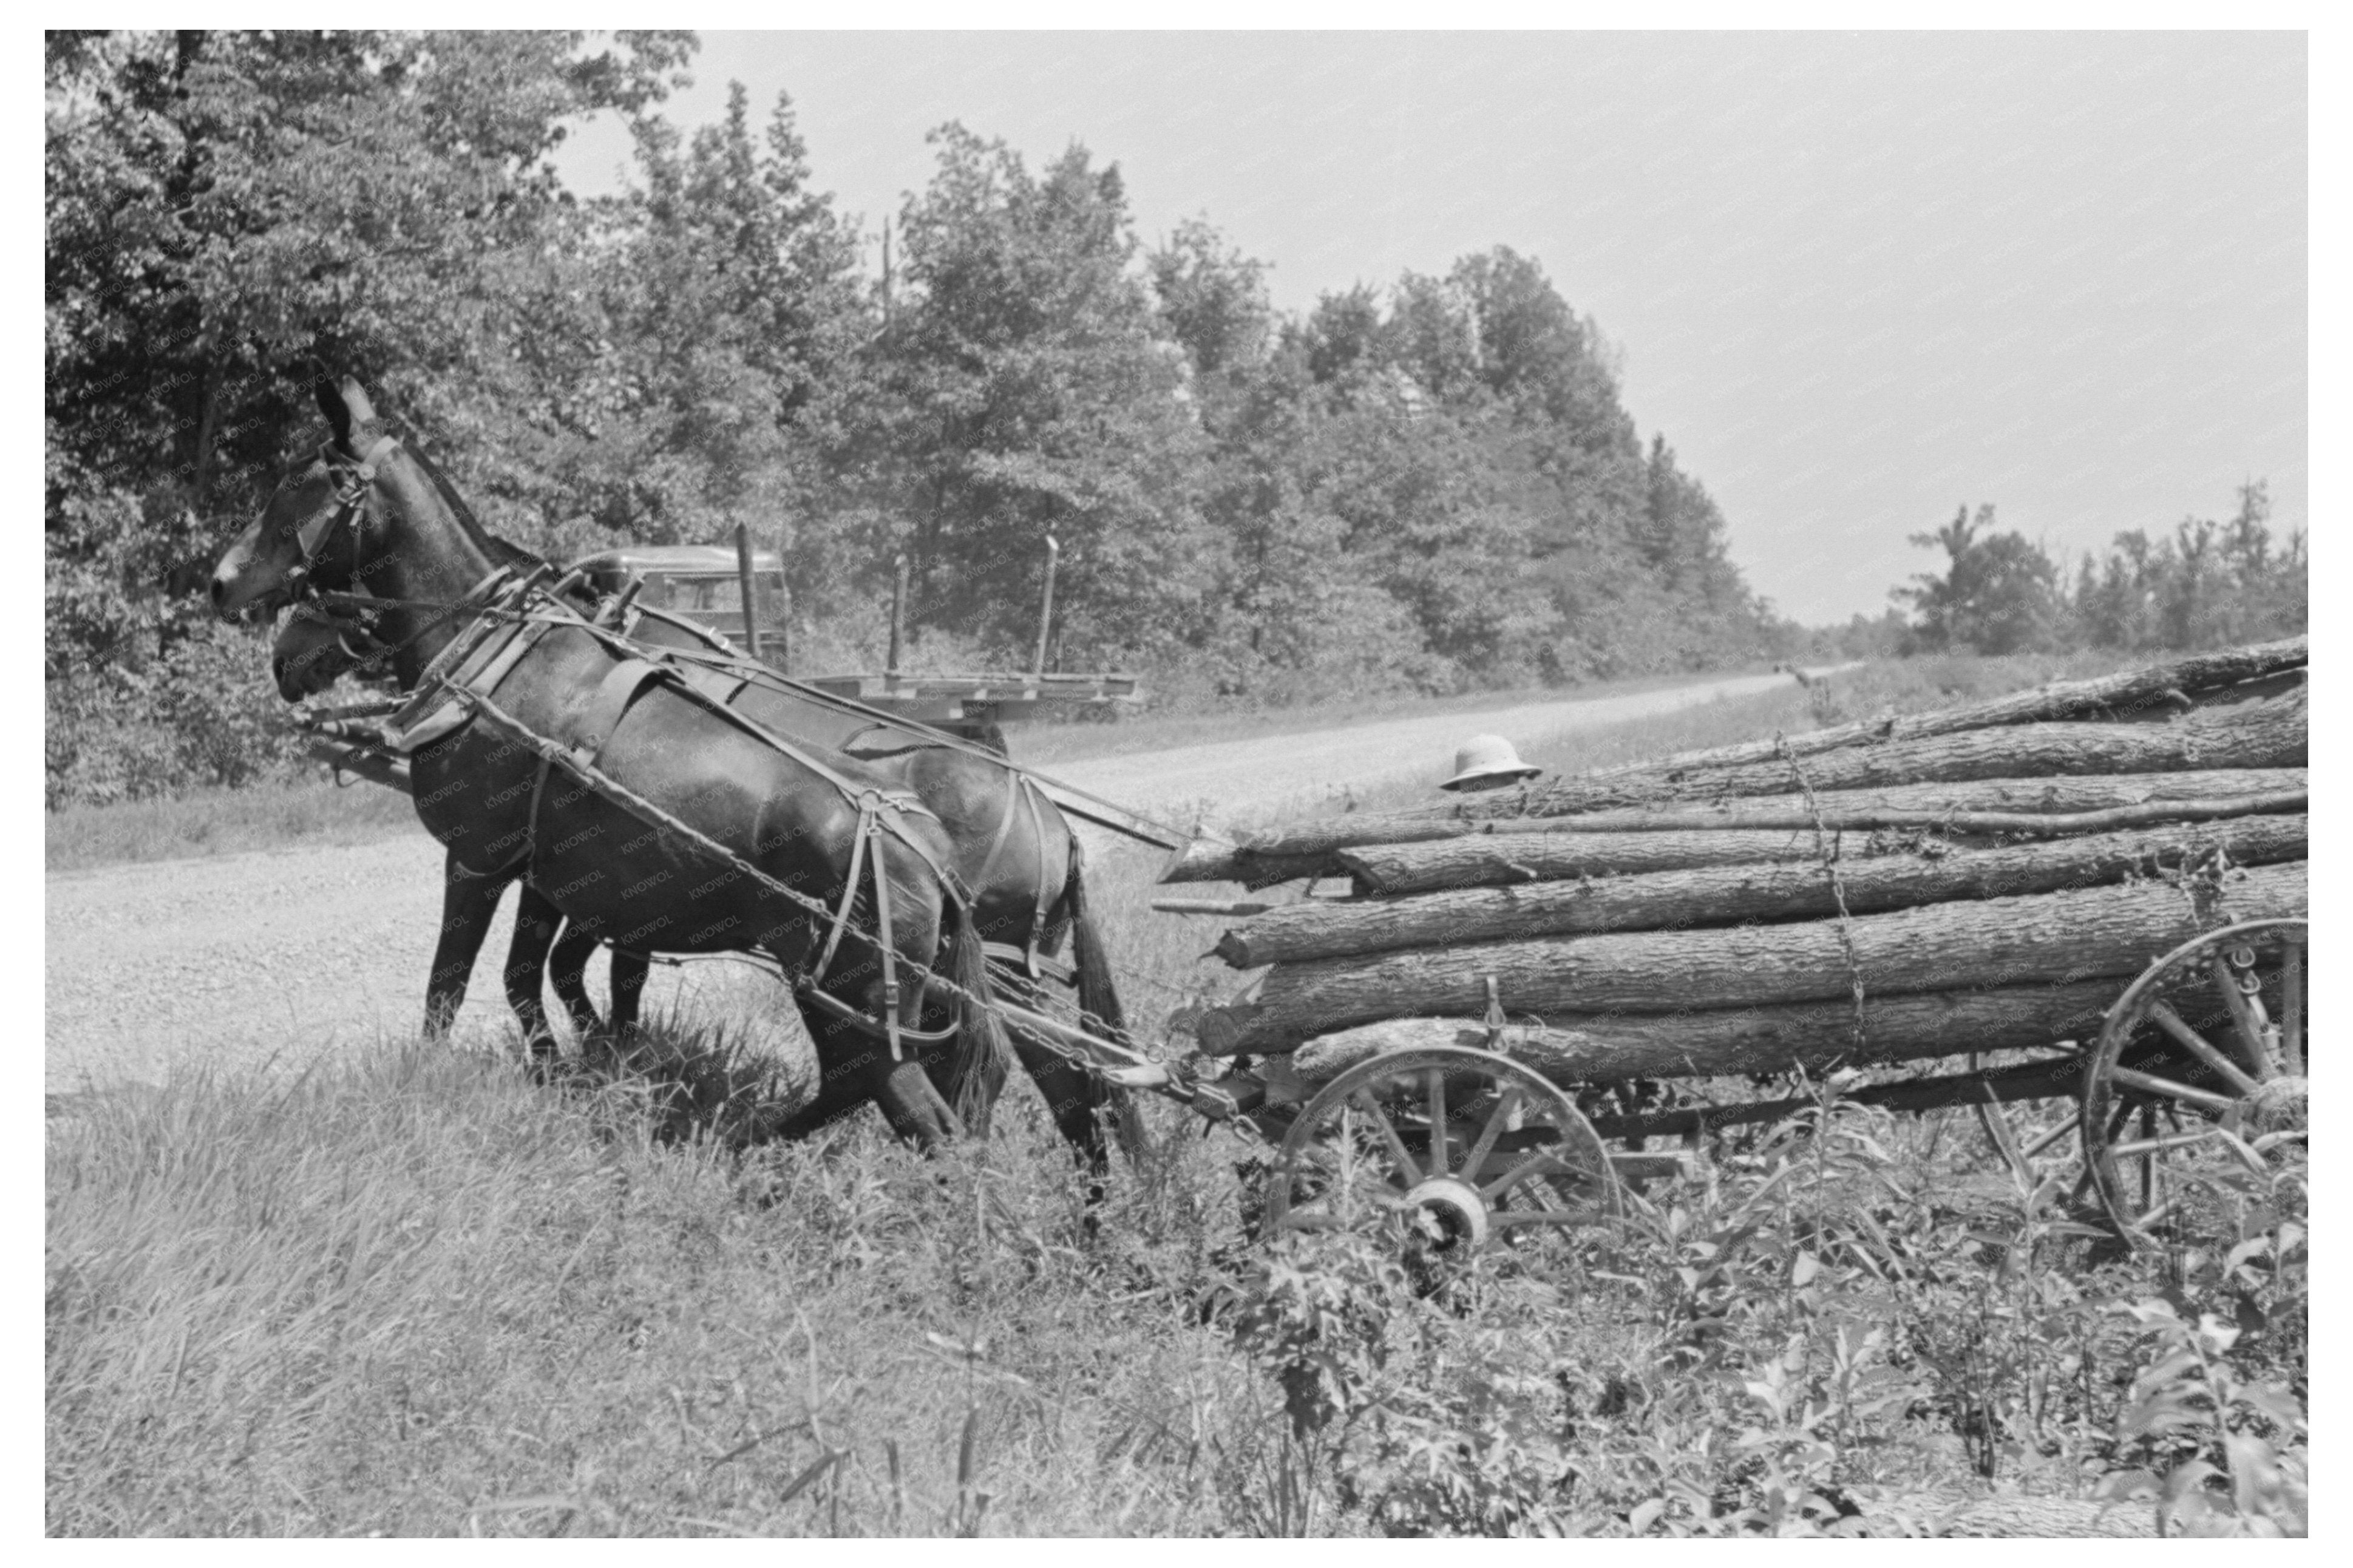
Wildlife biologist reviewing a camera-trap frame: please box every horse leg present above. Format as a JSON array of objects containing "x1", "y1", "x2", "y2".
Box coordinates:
[
  {"x1": 546, "y1": 919, "x2": 605, "y2": 1039},
  {"x1": 1038, "y1": 836, "x2": 1144, "y2": 1170},
  {"x1": 504, "y1": 884, "x2": 564, "y2": 1065},
  {"x1": 765, "y1": 1023, "x2": 887, "y2": 1142},
  {"x1": 871, "y1": 1056, "x2": 965, "y2": 1149},
  {"x1": 607, "y1": 949, "x2": 650, "y2": 1039},
  {"x1": 987, "y1": 970, "x2": 1115, "y2": 1189},
  {"x1": 424, "y1": 851, "x2": 510, "y2": 1037},
  {"x1": 1009, "y1": 1027, "x2": 1119, "y2": 1220}
]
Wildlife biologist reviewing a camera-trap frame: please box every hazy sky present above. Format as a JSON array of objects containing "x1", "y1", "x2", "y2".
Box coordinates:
[{"x1": 552, "y1": 31, "x2": 2306, "y2": 626}]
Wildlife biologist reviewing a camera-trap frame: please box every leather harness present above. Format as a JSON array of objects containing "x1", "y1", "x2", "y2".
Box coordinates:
[{"x1": 382, "y1": 574, "x2": 967, "y2": 1059}]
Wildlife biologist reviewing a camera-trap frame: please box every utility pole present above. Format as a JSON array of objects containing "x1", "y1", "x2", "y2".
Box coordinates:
[
  {"x1": 733, "y1": 521, "x2": 762, "y2": 664},
  {"x1": 773, "y1": 524, "x2": 792, "y2": 676},
  {"x1": 1033, "y1": 535, "x2": 1060, "y2": 677},
  {"x1": 887, "y1": 552, "x2": 909, "y2": 680}
]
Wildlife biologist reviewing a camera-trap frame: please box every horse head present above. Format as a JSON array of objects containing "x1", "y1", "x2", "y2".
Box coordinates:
[
  {"x1": 211, "y1": 377, "x2": 394, "y2": 623},
  {"x1": 271, "y1": 602, "x2": 379, "y2": 702}
]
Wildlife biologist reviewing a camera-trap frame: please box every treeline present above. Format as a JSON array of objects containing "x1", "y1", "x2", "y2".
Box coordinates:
[
  {"x1": 45, "y1": 30, "x2": 1789, "y2": 807},
  {"x1": 49, "y1": 33, "x2": 2300, "y2": 813},
  {"x1": 1823, "y1": 487, "x2": 2307, "y2": 661}
]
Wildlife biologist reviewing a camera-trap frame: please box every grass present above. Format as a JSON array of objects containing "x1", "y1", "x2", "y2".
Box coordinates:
[
  {"x1": 46, "y1": 771, "x2": 421, "y2": 876},
  {"x1": 54, "y1": 646, "x2": 2303, "y2": 1536},
  {"x1": 46, "y1": 1040, "x2": 1281, "y2": 1535}
]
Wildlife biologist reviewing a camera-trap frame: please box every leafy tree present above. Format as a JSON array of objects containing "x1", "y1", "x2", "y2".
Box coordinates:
[
  {"x1": 855, "y1": 126, "x2": 1212, "y2": 666},
  {"x1": 44, "y1": 29, "x2": 690, "y2": 803},
  {"x1": 1148, "y1": 216, "x2": 1272, "y2": 385},
  {"x1": 556, "y1": 82, "x2": 866, "y2": 577},
  {"x1": 2066, "y1": 482, "x2": 2304, "y2": 654},
  {"x1": 47, "y1": 42, "x2": 1799, "y2": 801},
  {"x1": 1894, "y1": 504, "x2": 2059, "y2": 655}
]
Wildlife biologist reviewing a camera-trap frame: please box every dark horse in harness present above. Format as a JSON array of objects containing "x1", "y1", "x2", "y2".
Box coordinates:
[
  {"x1": 216, "y1": 378, "x2": 1116, "y2": 1156},
  {"x1": 273, "y1": 554, "x2": 1136, "y2": 1168}
]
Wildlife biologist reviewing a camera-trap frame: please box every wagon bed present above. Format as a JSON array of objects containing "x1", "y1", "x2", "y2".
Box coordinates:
[{"x1": 1153, "y1": 638, "x2": 2310, "y2": 1253}]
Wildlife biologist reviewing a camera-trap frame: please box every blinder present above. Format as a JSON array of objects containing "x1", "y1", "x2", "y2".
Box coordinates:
[{"x1": 288, "y1": 433, "x2": 402, "y2": 596}]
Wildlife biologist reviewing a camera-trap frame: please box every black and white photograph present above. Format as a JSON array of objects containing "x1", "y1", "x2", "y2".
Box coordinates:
[{"x1": 42, "y1": 21, "x2": 2312, "y2": 1538}]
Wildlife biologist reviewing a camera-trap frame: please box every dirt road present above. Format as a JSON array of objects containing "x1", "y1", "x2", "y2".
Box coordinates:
[{"x1": 47, "y1": 667, "x2": 1813, "y2": 1093}]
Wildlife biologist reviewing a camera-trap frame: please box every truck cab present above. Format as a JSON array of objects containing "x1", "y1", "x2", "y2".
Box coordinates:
[{"x1": 569, "y1": 545, "x2": 785, "y2": 647}]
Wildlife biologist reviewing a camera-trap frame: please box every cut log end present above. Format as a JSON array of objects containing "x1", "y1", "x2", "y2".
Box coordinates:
[{"x1": 1161, "y1": 831, "x2": 1242, "y2": 884}]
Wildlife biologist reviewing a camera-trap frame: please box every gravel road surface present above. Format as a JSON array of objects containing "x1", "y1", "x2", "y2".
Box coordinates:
[{"x1": 47, "y1": 668, "x2": 1809, "y2": 1093}]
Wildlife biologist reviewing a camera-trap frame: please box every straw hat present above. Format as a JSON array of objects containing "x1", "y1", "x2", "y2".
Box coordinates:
[{"x1": 1439, "y1": 734, "x2": 1541, "y2": 791}]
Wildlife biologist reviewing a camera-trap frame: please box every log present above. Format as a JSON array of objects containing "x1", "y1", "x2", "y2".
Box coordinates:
[
  {"x1": 1152, "y1": 897, "x2": 1283, "y2": 917},
  {"x1": 1161, "y1": 831, "x2": 1246, "y2": 884},
  {"x1": 1279, "y1": 982, "x2": 2124, "y2": 1083},
  {"x1": 1198, "y1": 860, "x2": 2304, "y2": 1054},
  {"x1": 1414, "y1": 685, "x2": 2307, "y2": 820},
  {"x1": 1345, "y1": 826, "x2": 1835, "y2": 892},
  {"x1": 1173, "y1": 767, "x2": 2309, "y2": 883},
  {"x1": 1217, "y1": 815, "x2": 2307, "y2": 968},
  {"x1": 1345, "y1": 780, "x2": 2310, "y2": 892},
  {"x1": 1516, "y1": 638, "x2": 2304, "y2": 784}
]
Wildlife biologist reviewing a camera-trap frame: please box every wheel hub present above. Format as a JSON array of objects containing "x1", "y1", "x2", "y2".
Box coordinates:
[
  {"x1": 2245, "y1": 1074, "x2": 2307, "y2": 1135},
  {"x1": 1402, "y1": 1175, "x2": 1489, "y2": 1249}
]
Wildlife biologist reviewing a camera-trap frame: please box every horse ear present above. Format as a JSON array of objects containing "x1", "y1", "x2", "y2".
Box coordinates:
[
  {"x1": 315, "y1": 376, "x2": 353, "y2": 450},
  {"x1": 313, "y1": 376, "x2": 377, "y2": 451}
]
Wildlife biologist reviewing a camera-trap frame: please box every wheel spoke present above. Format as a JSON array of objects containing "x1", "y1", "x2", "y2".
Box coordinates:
[
  {"x1": 1426, "y1": 1069, "x2": 1449, "y2": 1176},
  {"x1": 2208, "y1": 957, "x2": 2278, "y2": 1082},
  {"x1": 2148, "y1": 1002, "x2": 2261, "y2": 1097},
  {"x1": 1461, "y1": 1085, "x2": 1521, "y2": 1185},
  {"x1": 1480, "y1": 1150, "x2": 1581, "y2": 1201},
  {"x1": 2109, "y1": 1065, "x2": 2238, "y2": 1114},
  {"x1": 1974, "y1": 1084, "x2": 2033, "y2": 1190},
  {"x1": 2139, "y1": 1104, "x2": 2156, "y2": 1210},
  {"x1": 2020, "y1": 1117, "x2": 2077, "y2": 1161},
  {"x1": 1489, "y1": 1206, "x2": 1609, "y2": 1229},
  {"x1": 2110, "y1": 1127, "x2": 2219, "y2": 1159},
  {"x1": 2281, "y1": 942, "x2": 2304, "y2": 1077},
  {"x1": 1351, "y1": 1089, "x2": 1421, "y2": 1184}
]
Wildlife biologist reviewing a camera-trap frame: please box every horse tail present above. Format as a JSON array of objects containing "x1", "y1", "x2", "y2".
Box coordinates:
[
  {"x1": 1066, "y1": 837, "x2": 1146, "y2": 1164},
  {"x1": 942, "y1": 892, "x2": 1013, "y2": 1133}
]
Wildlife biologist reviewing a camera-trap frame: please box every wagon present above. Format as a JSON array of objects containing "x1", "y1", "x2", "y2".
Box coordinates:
[
  {"x1": 562, "y1": 537, "x2": 1141, "y2": 750},
  {"x1": 294, "y1": 592, "x2": 2307, "y2": 1258},
  {"x1": 801, "y1": 540, "x2": 1142, "y2": 741},
  {"x1": 1147, "y1": 639, "x2": 2309, "y2": 1255}
]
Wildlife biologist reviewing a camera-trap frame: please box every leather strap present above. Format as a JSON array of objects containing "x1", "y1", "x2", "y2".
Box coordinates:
[
  {"x1": 523, "y1": 753, "x2": 557, "y2": 878},
  {"x1": 1022, "y1": 781, "x2": 1054, "y2": 979},
  {"x1": 868, "y1": 804, "x2": 905, "y2": 1062},
  {"x1": 813, "y1": 798, "x2": 874, "y2": 985},
  {"x1": 796, "y1": 977, "x2": 958, "y2": 1045},
  {"x1": 561, "y1": 657, "x2": 665, "y2": 770}
]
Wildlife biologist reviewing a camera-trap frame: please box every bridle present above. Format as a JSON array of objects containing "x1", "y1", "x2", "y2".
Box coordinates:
[
  {"x1": 274, "y1": 430, "x2": 514, "y2": 681},
  {"x1": 284, "y1": 432, "x2": 402, "y2": 600}
]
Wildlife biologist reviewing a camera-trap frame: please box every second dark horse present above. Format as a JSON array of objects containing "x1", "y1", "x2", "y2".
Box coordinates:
[{"x1": 220, "y1": 379, "x2": 1130, "y2": 1165}]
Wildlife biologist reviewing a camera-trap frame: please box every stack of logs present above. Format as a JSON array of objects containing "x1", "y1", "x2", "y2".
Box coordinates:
[{"x1": 1159, "y1": 639, "x2": 2308, "y2": 1096}]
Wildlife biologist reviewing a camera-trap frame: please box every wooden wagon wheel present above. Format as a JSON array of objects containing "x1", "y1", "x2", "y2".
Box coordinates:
[
  {"x1": 1963, "y1": 1045, "x2": 2100, "y2": 1221},
  {"x1": 1262, "y1": 1045, "x2": 1623, "y2": 1250},
  {"x1": 2080, "y1": 917, "x2": 2307, "y2": 1247}
]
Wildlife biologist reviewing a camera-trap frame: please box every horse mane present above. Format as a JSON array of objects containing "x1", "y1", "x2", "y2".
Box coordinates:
[{"x1": 399, "y1": 433, "x2": 538, "y2": 571}]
